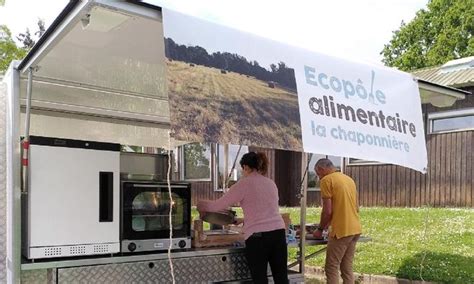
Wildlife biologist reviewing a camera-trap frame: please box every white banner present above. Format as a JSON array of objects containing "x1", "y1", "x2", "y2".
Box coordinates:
[
  {"x1": 162, "y1": 9, "x2": 428, "y2": 173},
  {"x1": 293, "y1": 51, "x2": 427, "y2": 173}
]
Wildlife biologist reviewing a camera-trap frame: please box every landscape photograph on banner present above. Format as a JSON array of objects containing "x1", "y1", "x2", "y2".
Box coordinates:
[{"x1": 163, "y1": 9, "x2": 302, "y2": 151}]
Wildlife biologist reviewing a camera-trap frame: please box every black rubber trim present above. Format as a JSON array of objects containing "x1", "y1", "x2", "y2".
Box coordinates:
[
  {"x1": 18, "y1": 0, "x2": 81, "y2": 71},
  {"x1": 126, "y1": 0, "x2": 162, "y2": 12},
  {"x1": 29, "y1": 136, "x2": 121, "y2": 151}
]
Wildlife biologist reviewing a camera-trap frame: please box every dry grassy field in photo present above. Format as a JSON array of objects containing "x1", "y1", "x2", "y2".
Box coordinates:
[{"x1": 167, "y1": 60, "x2": 302, "y2": 150}]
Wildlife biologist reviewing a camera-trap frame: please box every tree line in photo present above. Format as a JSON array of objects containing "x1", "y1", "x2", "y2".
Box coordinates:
[{"x1": 165, "y1": 38, "x2": 297, "y2": 91}]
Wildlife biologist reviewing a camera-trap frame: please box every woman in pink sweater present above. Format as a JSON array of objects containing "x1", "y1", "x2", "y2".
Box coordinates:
[{"x1": 197, "y1": 152, "x2": 288, "y2": 284}]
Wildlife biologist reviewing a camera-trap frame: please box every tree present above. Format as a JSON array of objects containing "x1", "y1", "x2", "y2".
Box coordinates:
[
  {"x1": 17, "y1": 19, "x2": 46, "y2": 49},
  {"x1": 381, "y1": 0, "x2": 474, "y2": 71},
  {"x1": 0, "y1": 25, "x2": 27, "y2": 72},
  {"x1": 1, "y1": 19, "x2": 45, "y2": 72}
]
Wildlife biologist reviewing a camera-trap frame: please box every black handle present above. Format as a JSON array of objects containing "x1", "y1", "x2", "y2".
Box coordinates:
[{"x1": 99, "y1": 172, "x2": 113, "y2": 222}]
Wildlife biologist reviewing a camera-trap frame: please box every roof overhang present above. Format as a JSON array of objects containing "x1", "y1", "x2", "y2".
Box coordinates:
[{"x1": 418, "y1": 79, "x2": 468, "y2": 107}]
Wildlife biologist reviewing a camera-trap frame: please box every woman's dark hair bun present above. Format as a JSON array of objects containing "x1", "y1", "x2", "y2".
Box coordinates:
[{"x1": 240, "y1": 151, "x2": 268, "y2": 175}]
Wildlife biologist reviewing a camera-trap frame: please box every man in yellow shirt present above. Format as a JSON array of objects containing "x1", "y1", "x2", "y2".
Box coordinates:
[{"x1": 313, "y1": 158, "x2": 362, "y2": 284}]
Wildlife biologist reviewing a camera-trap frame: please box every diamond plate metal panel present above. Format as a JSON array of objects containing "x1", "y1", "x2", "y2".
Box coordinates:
[
  {"x1": 58, "y1": 252, "x2": 252, "y2": 283},
  {"x1": 21, "y1": 269, "x2": 56, "y2": 284},
  {"x1": 0, "y1": 82, "x2": 7, "y2": 282}
]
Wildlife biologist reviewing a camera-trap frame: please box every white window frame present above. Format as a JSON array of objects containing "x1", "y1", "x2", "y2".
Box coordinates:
[
  {"x1": 428, "y1": 109, "x2": 474, "y2": 134},
  {"x1": 178, "y1": 143, "x2": 247, "y2": 189},
  {"x1": 179, "y1": 143, "x2": 212, "y2": 182},
  {"x1": 213, "y1": 144, "x2": 247, "y2": 192}
]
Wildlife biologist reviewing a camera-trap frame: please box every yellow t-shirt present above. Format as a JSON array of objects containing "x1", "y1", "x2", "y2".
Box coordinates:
[{"x1": 320, "y1": 172, "x2": 362, "y2": 238}]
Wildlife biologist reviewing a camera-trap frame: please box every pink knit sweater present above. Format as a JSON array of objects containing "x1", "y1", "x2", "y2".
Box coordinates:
[{"x1": 197, "y1": 172, "x2": 285, "y2": 240}]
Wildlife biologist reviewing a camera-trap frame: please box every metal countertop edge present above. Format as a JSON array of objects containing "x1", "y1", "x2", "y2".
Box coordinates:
[{"x1": 21, "y1": 247, "x2": 244, "y2": 270}]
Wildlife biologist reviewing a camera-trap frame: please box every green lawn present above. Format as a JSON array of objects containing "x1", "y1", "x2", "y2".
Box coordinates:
[{"x1": 193, "y1": 207, "x2": 474, "y2": 283}]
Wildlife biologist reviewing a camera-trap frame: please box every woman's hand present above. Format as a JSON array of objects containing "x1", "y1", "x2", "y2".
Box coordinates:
[
  {"x1": 199, "y1": 211, "x2": 206, "y2": 219},
  {"x1": 233, "y1": 217, "x2": 244, "y2": 226},
  {"x1": 197, "y1": 200, "x2": 209, "y2": 219}
]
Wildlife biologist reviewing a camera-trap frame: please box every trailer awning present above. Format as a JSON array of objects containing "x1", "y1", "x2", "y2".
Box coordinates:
[
  {"x1": 17, "y1": 0, "x2": 467, "y2": 154},
  {"x1": 17, "y1": 0, "x2": 174, "y2": 148}
]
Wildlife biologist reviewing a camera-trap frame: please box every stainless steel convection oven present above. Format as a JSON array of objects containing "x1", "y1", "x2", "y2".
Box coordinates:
[{"x1": 121, "y1": 181, "x2": 191, "y2": 253}]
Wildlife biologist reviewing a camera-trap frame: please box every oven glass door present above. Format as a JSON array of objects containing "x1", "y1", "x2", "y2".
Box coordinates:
[{"x1": 122, "y1": 182, "x2": 191, "y2": 240}]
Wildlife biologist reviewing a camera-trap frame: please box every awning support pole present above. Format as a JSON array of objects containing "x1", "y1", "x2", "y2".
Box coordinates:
[
  {"x1": 21, "y1": 67, "x2": 34, "y2": 194},
  {"x1": 298, "y1": 153, "x2": 308, "y2": 274}
]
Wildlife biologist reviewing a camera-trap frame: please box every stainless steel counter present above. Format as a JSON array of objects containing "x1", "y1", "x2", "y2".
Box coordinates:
[
  {"x1": 23, "y1": 236, "x2": 372, "y2": 271},
  {"x1": 21, "y1": 246, "x2": 305, "y2": 283},
  {"x1": 21, "y1": 246, "x2": 244, "y2": 270}
]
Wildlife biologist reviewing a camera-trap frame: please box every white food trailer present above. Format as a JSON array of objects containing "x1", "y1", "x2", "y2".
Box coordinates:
[{"x1": 0, "y1": 1, "x2": 467, "y2": 283}]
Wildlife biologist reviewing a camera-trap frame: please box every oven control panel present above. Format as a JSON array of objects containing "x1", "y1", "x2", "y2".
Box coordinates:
[{"x1": 122, "y1": 238, "x2": 191, "y2": 253}]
